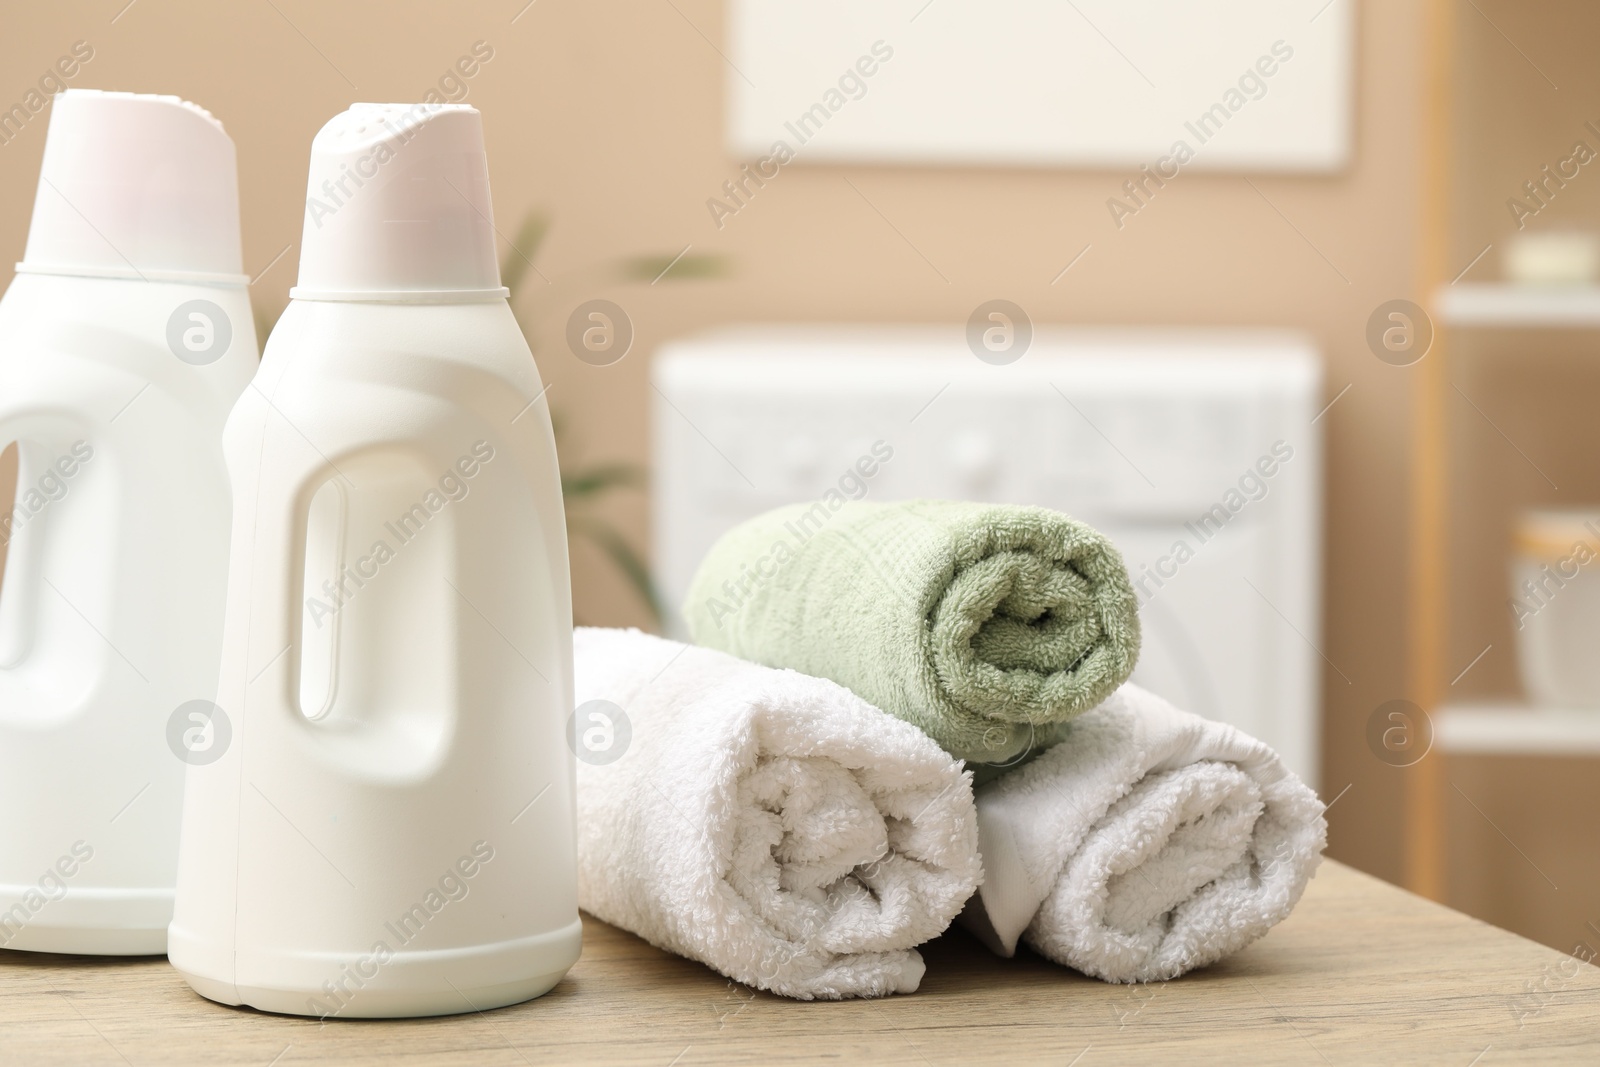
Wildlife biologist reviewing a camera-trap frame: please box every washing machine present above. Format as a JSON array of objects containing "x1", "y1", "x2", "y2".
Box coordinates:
[{"x1": 651, "y1": 326, "x2": 1322, "y2": 784}]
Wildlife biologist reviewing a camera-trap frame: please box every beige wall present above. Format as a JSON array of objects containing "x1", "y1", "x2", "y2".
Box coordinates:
[{"x1": 0, "y1": 3, "x2": 1428, "y2": 891}]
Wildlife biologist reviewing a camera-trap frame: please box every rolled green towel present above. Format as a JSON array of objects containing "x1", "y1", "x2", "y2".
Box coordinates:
[{"x1": 684, "y1": 499, "x2": 1140, "y2": 770}]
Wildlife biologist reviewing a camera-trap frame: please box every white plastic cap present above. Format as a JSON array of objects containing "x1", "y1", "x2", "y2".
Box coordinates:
[
  {"x1": 19, "y1": 89, "x2": 245, "y2": 285},
  {"x1": 292, "y1": 103, "x2": 506, "y2": 302}
]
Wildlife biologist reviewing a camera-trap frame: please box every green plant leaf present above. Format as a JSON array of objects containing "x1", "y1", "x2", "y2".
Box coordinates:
[
  {"x1": 501, "y1": 212, "x2": 551, "y2": 297},
  {"x1": 618, "y1": 251, "x2": 731, "y2": 283},
  {"x1": 253, "y1": 303, "x2": 285, "y2": 350},
  {"x1": 568, "y1": 514, "x2": 664, "y2": 625},
  {"x1": 562, "y1": 464, "x2": 646, "y2": 499},
  {"x1": 551, "y1": 400, "x2": 659, "y2": 626}
]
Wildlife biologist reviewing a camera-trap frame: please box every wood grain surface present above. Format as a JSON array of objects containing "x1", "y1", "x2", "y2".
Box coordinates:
[{"x1": 2, "y1": 861, "x2": 1598, "y2": 1065}]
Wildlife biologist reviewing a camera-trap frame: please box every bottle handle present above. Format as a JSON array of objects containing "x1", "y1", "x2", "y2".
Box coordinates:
[
  {"x1": 248, "y1": 458, "x2": 348, "y2": 728},
  {"x1": 0, "y1": 429, "x2": 98, "y2": 671}
]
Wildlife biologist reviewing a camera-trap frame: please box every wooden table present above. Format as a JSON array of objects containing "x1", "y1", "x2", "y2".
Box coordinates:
[{"x1": 4, "y1": 861, "x2": 1598, "y2": 1065}]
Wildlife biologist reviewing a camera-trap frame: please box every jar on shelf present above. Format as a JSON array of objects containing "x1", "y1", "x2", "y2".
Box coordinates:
[{"x1": 1511, "y1": 509, "x2": 1600, "y2": 709}]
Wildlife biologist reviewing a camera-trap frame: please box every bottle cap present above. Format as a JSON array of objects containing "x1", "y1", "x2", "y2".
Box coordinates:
[
  {"x1": 291, "y1": 103, "x2": 506, "y2": 302},
  {"x1": 18, "y1": 89, "x2": 246, "y2": 286}
]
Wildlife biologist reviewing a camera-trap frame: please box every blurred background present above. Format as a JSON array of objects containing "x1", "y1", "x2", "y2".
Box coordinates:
[{"x1": 2, "y1": 0, "x2": 1598, "y2": 955}]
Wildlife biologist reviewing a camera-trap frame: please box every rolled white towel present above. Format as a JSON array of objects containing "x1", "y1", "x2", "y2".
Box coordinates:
[
  {"x1": 961, "y1": 683, "x2": 1326, "y2": 983},
  {"x1": 573, "y1": 627, "x2": 982, "y2": 1000}
]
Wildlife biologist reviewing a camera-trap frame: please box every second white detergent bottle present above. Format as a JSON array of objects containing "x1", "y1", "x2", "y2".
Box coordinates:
[{"x1": 170, "y1": 102, "x2": 581, "y2": 1018}]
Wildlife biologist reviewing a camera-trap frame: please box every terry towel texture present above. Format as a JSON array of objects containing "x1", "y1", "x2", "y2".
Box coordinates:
[
  {"x1": 961, "y1": 683, "x2": 1326, "y2": 983},
  {"x1": 573, "y1": 626, "x2": 983, "y2": 1000},
  {"x1": 684, "y1": 500, "x2": 1141, "y2": 767}
]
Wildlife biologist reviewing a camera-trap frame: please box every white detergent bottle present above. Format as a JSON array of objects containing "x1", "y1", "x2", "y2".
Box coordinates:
[
  {"x1": 0, "y1": 90, "x2": 256, "y2": 955},
  {"x1": 170, "y1": 102, "x2": 580, "y2": 1018}
]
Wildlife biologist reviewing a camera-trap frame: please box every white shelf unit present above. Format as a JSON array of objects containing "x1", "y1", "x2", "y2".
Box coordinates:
[
  {"x1": 1435, "y1": 704, "x2": 1600, "y2": 756},
  {"x1": 1429, "y1": 285, "x2": 1600, "y2": 759},
  {"x1": 1434, "y1": 283, "x2": 1600, "y2": 327}
]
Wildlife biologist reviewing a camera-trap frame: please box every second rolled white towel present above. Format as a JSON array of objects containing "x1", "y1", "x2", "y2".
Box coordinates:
[
  {"x1": 573, "y1": 627, "x2": 982, "y2": 1000},
  {"x1": 960, "y1": 682, "x2": 1326, "y2": 983}
]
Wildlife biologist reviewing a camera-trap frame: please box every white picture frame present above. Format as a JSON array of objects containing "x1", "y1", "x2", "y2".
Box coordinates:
[{"x1": 727, "y1": 0, "x2": 1353, "y2": 171}]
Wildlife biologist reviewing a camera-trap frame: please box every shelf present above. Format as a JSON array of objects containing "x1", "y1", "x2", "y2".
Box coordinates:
[
  {"x1": 1433, "y1": 283, "x2": 1600, "y2": 327},
  {"x1": 1435, "y1": 703, "x2": 1600, "y2": 755}
]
